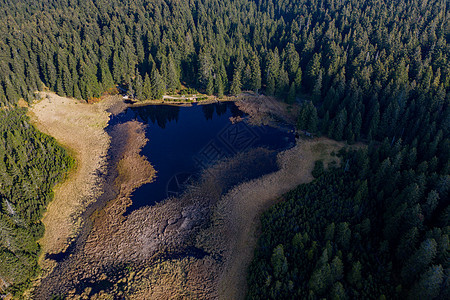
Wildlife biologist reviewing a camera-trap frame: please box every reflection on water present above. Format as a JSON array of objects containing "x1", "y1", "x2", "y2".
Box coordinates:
[
  {"x1": 109, "y1": 102, "x2": 294, "y2": 213},
  {"x1": 134, "y1": 105, "x2": 180, "y2": 128}
]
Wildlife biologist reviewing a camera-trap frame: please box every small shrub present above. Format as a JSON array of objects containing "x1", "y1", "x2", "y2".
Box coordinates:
[{"x1": 312, "y1": 160, "x2": 324, "y2": 178}]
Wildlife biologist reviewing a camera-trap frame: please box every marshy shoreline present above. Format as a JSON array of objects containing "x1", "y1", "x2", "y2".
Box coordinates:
[
  {"x1": 28, "y1": 92, "x2": 155, "y2": 298},
  {"x1": 29, "y1": 92, "x2": 346, "y2": 299}
]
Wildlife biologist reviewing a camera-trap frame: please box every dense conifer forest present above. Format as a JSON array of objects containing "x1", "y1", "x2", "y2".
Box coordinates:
[
  {"x1": 0, "y1": 0, "x2": 448, "y2": 297},
  {"x1": 248, "y1": 145, "x2": 449, "y2": 299},
  {"x1": 0, "y1": 110, "x2": 73, "y2": 294}
]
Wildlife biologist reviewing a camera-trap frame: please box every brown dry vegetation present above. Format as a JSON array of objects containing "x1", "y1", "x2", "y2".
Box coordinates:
[
  {"x1": 29, "y1": 92, "x2": 351, "y2": 299},
  {"x1": 87, "y1": 139, "x2": 345, "y2": 300},
  {"x1": 28, "y1": 93, "x2": 122, "y2": 270},
  {"x1": 127, "y1": 96, "x2": 236, "y2": 108},
  {"x1": 215, "y1": 138, "x2": 345, "y2": 299},
  {"x1": 235, "y1": 92, "x2": 298, "y2": 126},
  {"x1": 117, "y1": 149, "x2": 279, "y2": 299},
  {"x1": 32, "y1": 120, "x2": 155, "y2": 299},
  {"x1": 34, "y1": 148, "x2": 277, "y2": 299}
]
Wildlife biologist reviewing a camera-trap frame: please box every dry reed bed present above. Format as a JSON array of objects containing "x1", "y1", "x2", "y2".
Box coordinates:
[
  {"x1": 30, "y1": 92, "x2": 347, "y2": 299},
  {"x1": 28, "y1": 93, "x2": 116, "y2": 272}
]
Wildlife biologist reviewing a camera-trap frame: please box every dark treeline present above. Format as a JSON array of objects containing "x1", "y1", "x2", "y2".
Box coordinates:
[
  {"x1": 0, "y1": 110, "x2": 73, "y2": 294},
  {"x1": 0, "y1": 0, "x2": 448, "y2": 144},
  {"x1": 248, "y1": 143, "x2": 449, "y2": 299},
  {"x1": 239, "y1": 0, "x2": 449, "y2": 298},
  {"x1": 0, "y1": 0, "x2": 448, "y2": 297}
]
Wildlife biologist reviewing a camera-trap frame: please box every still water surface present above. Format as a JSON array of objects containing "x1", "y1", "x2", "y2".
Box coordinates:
[{"x1": 109, "y1": 102, "x2": 295, "y2": 212}]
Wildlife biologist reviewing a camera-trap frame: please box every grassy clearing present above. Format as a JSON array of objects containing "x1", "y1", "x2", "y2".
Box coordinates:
[{"x1": 27, "y1": 92, "x2": 122, "y2": 277}]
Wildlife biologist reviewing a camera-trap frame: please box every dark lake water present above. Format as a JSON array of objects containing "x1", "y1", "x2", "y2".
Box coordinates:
[{"x1": 109, "y1": 102, "x2": 295, "y2": 212}]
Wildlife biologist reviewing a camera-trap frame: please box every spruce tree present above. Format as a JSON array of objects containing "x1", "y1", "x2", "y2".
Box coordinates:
[
  {"x1": 250, "y1": 53, "x2": 262, "y2": 92},
  {"x1": 271, "y1": 244, "x2": 288, "y2": 278},
  {"x1": 401, "y1": 238, "x2": 437, "y2": 284},
  {"x1": 230, "y1": 69, "x2": 242, "y2": 96},
  {"x1": 265, "y1": 49, "x2": 280, "y2": 95},
  {"x1": 142, "y1": 73, "x2": 152, "y2": 99},
  {"x1": 206, "y1": 75, "x2": 214, "y2": 95},
  {"x1": 166, "y1": 53, "x2": 180, "y2": 92},
  {"x1": 287, "y1": 82, "x2": 296, "y2": 104},
  {"x1": 216, "y1": 74, "x2": 224, "y2": 98},
  {"x1": 408, "y1": 265, "x2": 444, "y2": 300},
  {"x1": 112, "y1": 50, "x2": 123, "y2": 83},
  {"x1": 99, "y1": 59, "x2": 114, "y2": 91},
  {"x1": 277, "y1": 64, "x2": 290, "y2": 98},
  {"x1": 134, "y1": 70, "x2": 144, "y2": 100},
  {"x1": 151, "y1": 69, "x2": 165, "y2": 100}
]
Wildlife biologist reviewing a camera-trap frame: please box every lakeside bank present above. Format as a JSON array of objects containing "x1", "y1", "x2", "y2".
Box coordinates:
[{"x1": 28, "y1": 91, "x2": 322, "y2": 299}]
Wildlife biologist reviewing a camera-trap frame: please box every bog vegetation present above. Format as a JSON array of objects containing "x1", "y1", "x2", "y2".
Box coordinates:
[{"x1": 0, "y1": 0, "x2": 448, "y2": 297}]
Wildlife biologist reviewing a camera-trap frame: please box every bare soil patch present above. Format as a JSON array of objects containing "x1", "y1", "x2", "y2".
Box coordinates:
[
  {"x1": 107, "y1": 138, "x2": 345, "y2": 300},
  {"x1": 81, "y1": 139, "x2": 345, "y2": 300}
]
